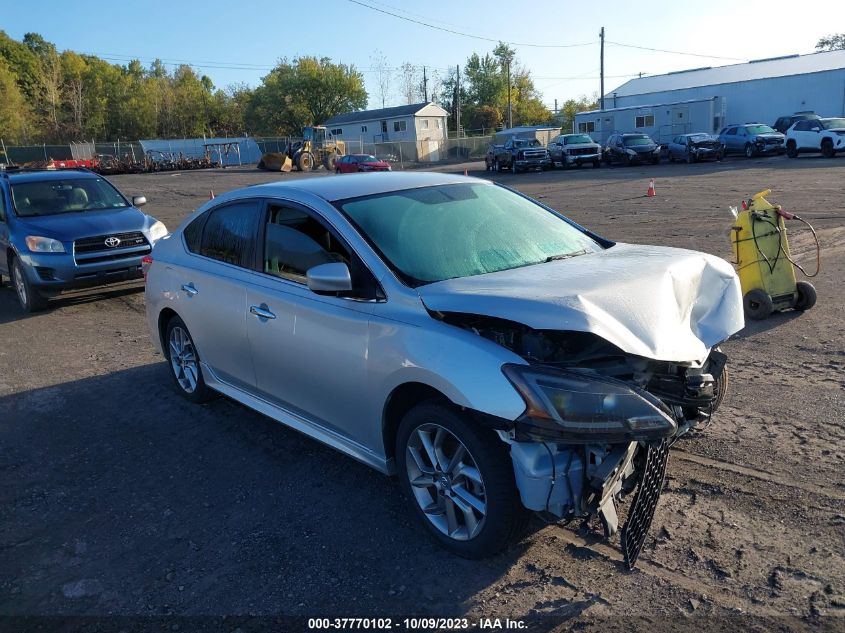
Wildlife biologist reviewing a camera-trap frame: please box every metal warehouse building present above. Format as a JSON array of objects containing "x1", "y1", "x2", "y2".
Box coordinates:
[{"x1": 575, "y1": 49, "x2": 845, "y2": 144}]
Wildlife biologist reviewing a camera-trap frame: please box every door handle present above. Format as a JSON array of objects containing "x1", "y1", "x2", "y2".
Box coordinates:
[
  {"x1": 181, "y1": 283, "x2": 198, "y2": 296},
  {"x1": 250, "y1": 305, "x2": 276, "y2": 320}
]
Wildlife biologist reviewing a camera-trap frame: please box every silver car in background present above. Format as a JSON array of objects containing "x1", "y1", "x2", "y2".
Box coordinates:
[{"x1": 145, "y1": 172, "x2": 743, "y2": 566}]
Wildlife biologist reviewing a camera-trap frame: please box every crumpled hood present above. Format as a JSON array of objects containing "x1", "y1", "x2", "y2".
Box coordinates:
[{"x1": 419, "y1": 242, "x2": 744, "y2": 363}]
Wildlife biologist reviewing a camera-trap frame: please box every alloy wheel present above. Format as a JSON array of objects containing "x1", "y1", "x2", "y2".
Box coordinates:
[
  {"x1": 405, "y1": 423, "x2": 487, "y2": 541},
  {"x1": 169, "y1": 326, "x2": 199, "y2": 393},
  {"x1": 13, "y1": 261, "x2": 27, "y2": 307}
]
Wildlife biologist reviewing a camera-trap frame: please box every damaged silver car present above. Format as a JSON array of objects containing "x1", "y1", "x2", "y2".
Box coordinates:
[{"x1": 145, "y1": 172, "x2": 743, "y2": 567}]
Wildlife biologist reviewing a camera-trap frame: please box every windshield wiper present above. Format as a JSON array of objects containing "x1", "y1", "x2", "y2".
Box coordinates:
[{"x1": 545, "y1": 249, "x2": 588, "y2": 263}]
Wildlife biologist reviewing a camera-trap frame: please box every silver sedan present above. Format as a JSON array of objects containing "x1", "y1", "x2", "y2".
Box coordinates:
[{"x1": 145, "y1": 172, "x2": 742, "y2": 564}]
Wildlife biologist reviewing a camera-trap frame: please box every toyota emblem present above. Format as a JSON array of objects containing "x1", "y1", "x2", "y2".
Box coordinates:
[{"x1": 104, "y1": 236, "x2": 121, "y2": 248}]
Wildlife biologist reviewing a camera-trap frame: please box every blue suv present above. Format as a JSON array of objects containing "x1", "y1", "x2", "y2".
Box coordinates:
[{"x1": 0, "y1": 168, "x2": 167, "y2": 312}]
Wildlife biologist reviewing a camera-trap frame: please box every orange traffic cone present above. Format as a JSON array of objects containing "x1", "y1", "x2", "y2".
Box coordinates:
[
  {"x1": 646, "y1": 179, "x2": 655, "y2": 197},
  {"x1": 209, "y1": 190, "x2": 215, "y2": 200}
]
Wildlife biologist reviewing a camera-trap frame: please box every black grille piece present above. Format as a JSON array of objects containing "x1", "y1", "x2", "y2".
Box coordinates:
[
  {"x1": 74, "y1": 231, "x2": 148, "y2": 254},
  {"x1": 621, "y1": 439, "x2": 670, "y2": 569}
]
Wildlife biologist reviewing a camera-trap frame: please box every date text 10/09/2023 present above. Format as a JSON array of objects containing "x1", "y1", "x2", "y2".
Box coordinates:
[{"x1": 307, "y1": 618, "x2": 528, "y2": 630}]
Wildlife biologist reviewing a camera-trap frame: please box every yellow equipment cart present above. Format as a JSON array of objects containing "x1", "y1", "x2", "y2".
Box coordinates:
[{"x1": 731, "y1": 190, "x2": 817, "y2": 320}]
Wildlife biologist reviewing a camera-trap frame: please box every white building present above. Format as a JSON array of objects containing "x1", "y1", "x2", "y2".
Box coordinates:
[
  {"x1": 323, "y1": 102, "x2": 449, "y2": 144},
  {"x1": 575, "y1": 50, "x2": 845, "y2": 144}
]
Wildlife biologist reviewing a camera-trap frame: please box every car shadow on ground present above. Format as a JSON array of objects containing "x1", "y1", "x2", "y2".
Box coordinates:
[
  {"x1": 1, "y1": 364, "x2": 555, "y2": 618},
  {"x1": 731, "y1": 308, "x2": 804, "y2": 338},
  {"x1": 0, "y1": 282, "x2": 144, "y2": 324}
]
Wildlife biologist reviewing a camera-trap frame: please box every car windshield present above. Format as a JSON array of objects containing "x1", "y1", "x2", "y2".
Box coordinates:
[
  {"x1": 356, "y1": 155, "x2": 380, "y2": 162},
  {"x1": 513, "y1": 139, "x2": 541, "y2": 147},
  {"x1": 821, "y1": 119, "x2": 845, "y2": 129},
  {"x1": 564, "y1": 135, "x2": 593, "y2": 144},
  {"x1": 11, "y1": 177, "x2": 129, "y2": 217},
  {"x1": 336, "y1": 183, "x2": 601, "y2": 286},
  {"x1": 623, "y1": 136, "x2": 652, "y2": 146},
  {"x1": 746, "y1": 125, "x2": 776, "y2": 134},
  {"x1": 688, "y1": 134, "x2": 713, "y2": 142}
]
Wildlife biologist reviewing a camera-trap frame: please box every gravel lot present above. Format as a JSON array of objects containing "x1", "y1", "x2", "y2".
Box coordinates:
[{"x1": 1, "y1": 157, "x2": 844, "y2": 631}]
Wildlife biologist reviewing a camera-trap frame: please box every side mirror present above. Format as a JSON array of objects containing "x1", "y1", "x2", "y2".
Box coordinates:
[
  {"x1": 306, "y1": 262, "x2": 352, "y2": 294},
  {"x1": 132, "y1": 195, "x2": 147, "y2": 207}
]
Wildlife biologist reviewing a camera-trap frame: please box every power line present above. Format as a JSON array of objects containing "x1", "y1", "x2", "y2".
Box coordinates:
[
  {"x1": 347, "y1": 0, "x2": 596, "y2": 49},
  {"x1": 606, "y1": 41, "x2": 745, "y2": 62}
]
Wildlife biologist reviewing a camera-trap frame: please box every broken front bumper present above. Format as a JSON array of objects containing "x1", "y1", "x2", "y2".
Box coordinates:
[{"x1": 508, "y1": 438, "x2": 669, "y2": 568}]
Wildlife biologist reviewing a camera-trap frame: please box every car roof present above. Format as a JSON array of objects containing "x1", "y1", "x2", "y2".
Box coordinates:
[
  {"x1": 248, "y1": 171, "x2": 490, "y2": 203},
  {"x1": 4, "y1": 169, "x2": 101, "y2": 184}
]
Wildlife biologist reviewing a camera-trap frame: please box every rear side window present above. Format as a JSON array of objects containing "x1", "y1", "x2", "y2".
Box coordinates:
[{"x1": 198, "y1": 201, "x2": 260, "y2": 268}]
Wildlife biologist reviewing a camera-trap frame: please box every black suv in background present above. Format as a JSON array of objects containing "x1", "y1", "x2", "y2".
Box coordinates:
[
  {"x1": 772, "y1": 112, "x2": 820, "y2": 134},
  {"x1": 603, "y1": 133, "x2": 661, "y2": 165}
]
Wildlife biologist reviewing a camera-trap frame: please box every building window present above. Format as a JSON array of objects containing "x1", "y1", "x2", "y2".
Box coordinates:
[
  {"x1": 361, "y1": 125, "x2": 368, "y2": 133},
  {"x1": 421, "y1": 119, "x2": 429, "y2": 130},
  {"x1": 635, "y1": 115, "x2": 655, "y2": 128},
  {"x1": 577, "y1": 121, "x2": 595, "y2": 133},
  {"x1": 380, "y1": 120, "x2": 387, "y2": 134},
  {"x1": 436, "y1": 119, "x2": 442, "y2": 129},
  {"x1": 393, "y1": 120, "x2": 407, "y2": 132},
  {"x1": 330, "y1": 128, "x2": 343, "y2": 136}
]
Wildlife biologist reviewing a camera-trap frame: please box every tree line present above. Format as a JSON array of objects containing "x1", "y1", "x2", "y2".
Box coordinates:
[{"x1": 0, "y1": 31, "x2": 599, "y2": 145}]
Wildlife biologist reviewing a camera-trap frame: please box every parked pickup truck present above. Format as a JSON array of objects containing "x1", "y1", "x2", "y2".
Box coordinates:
[
  {"x1": 548, "y1": 133, "x2": 602, "y2": 168},
  {"x1": 485, "y1": 138, "x2": 552, "y2": 173}
]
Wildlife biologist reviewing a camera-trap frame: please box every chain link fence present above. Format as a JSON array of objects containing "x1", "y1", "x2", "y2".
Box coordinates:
[{"x1": 1, "y1": 135, "x2": 495, "y2": 169}]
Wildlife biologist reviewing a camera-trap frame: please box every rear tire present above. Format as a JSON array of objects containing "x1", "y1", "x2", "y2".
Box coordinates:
[
  {"x1": 257, "y1": 159, "x2": 266, "y2": 170},
  {"x1": 745, "y1": 143, "x2": 755, "y2": 159},
  {"x1": 593, "y1": 159, "x2": 601, "y2": 168},
  {"x1": 297, "y1": 151, "x2": 315, "y2": 172},
  {"x1": 164, "y1": 315, "x2": 212, "y2": 403},
  {"x1": 794, "y1": 281, "x2": 817, "y2": 311},
  {"x1": 396, "y1": 401, "x2": 529, "y2": 559},
  {"x1": 11, "y1": 257, "x2": 48, "y2": 313},
  {"x1": 821, "y1": 139, "x2": 835, "y2": 159},
  {"x1": 743, "y1": 288, "x2": 773, "y2": 320}
]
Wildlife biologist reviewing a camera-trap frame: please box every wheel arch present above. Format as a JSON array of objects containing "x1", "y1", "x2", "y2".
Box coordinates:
[
  {"x1": 157, "y1": 307, "x2": 180, "y2": 356},
  {"x1": 382, "y1": 382, "x2": 450, "y2": 468}
]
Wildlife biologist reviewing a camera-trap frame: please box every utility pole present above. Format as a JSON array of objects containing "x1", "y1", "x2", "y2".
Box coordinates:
[
  {"x1": 600, "y1": 27, "x2": 605, "y2": 111},
  {"x1": 554, "y1": 98, "x2": 558, "y2": 115},
  {"x1": 456, "y1": 65, "x2": 461, "y2": 139},
  {"x1": 507, "y1": 59, "x2": 512, "y2": 129},
  {"x1": 423, "y1": 66, "x2": 428, "y2": 102}
]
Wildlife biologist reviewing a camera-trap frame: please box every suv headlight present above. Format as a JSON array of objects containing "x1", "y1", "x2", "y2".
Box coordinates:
[
  {"x1": 25, "y1": 236, "x2": 65, "y2": 253},
  {"x1": 502, "y1": 364, "x2": 677, "y2": 443},
  {"x1": 149, "y1": 220, "x2": 168, "y2": 243},
  {"x1": 626, "y1": 149, "x2": 637, "y2": 156}
]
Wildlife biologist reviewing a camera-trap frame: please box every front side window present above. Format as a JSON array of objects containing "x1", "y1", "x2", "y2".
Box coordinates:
[
  {"x1": 11, "y1": 177, "x2": 129, "y2": 217},
  {"x1": 198, "y1": 201, "x2": 260, "y2": 268},
  {"x1": 337, "y1": 183, "x2": 602, "y2": 286},
  {"x1": 725, "y1": 128, "x2": 737, "y2": 136},
  {"x1": 263, "y1": 205, "x2": 351, "y2": 282}
]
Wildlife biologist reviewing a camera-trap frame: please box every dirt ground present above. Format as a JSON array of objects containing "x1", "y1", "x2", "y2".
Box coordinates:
[{"x1": 1, "y1": 156, "x2": 844, "y2": 632}]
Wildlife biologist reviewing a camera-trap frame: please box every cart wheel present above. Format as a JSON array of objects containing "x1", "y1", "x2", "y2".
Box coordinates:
[
  {"x1": 743, "y1": 289, "x2": 773, "y2": 320},
  {"x1": 794, "y1": 281, "x2": 817, "y2": 311}
]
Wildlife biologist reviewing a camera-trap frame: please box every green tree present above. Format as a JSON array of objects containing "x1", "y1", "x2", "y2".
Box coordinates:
[
  {"x1": 0, "y1": 59, "x2": 32, "y2": 143},
  {"x1": 556, "y1": 94, "x2": 599, "y2": 133},
  {"x1": 816, "y1": 33, "x2": 845, "y2": 51},
  {"x1": 246, "y1": 57, "x2": 367, "y2": 135}
]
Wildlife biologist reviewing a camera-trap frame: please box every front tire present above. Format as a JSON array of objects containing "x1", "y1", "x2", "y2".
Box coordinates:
[
  {"x1": 11, "y1": 257, "x2": 48, "y2": 313},
  {"x1": 786, "y1": 141, "x2": 798, "y2": 158},
  {"x1": 821, "y1": 139, "x2": 835, "y2": 159},
  {"x1": 794, "y1": 281, "x2": 817, "y2": 311},
  {"x1": 745, "y1": 143, "x2": 755, "y2": 159},
  {"x1": 396, "y1": 402, "x2": 529, "y2": 559},
  {"x1": 165, "y1": 316, "x2": 212, "y2": 403}
]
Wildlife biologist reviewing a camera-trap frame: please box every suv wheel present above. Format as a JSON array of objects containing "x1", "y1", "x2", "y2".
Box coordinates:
[
  {"x1": 396, "y1": 402, "x2": 529, "y2": 559},
  {"x1": 11, "y1": 257, "x2": 48, "y2": 313},
  {"x1": 165, "y1": 315, "x2": 212, "y2": 403},
  {"x1": 786, "y1": 141, "x2": 798, "y2": 158},
  {"x1": 821, "y1": 139, "x2": 835, "y2": 159},
  {"x1": 744, "y1": 143, "x2": 755, "y2": 159}
]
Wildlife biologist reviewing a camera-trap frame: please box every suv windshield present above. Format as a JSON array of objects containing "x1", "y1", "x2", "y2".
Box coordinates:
[
  {"x1": 821, "y1": 119, "x2": 845, "y2": 129},
  {"x1": 623, "y1": 136, "x2": 652, "y2": 146},
  {"x1": 746, "y1": 125, "x2": 776, "y2": 135},
  {"x1": 688, "y1": 134, "x2": 713, "y2": 142},
  {"x1": 565, "y1": 135, "x2": 593, "y2": 144},
  {"x1": 337, "y1": 183, "x2": 601, "y2": 286},
  {"x1": 512, "y1": 139, "x2": 541, "y2": 147},
  {"x1": 11, "y1": 177, "x2": 129, "y2": 217}
]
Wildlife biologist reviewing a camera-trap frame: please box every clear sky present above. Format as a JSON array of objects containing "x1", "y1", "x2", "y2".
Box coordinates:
[{"x1": 2, "y1": 0, "x2": 840, "y2": 111}]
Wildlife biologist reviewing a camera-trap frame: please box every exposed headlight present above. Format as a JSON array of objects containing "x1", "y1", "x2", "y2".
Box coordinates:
[
  {"x1": 25, "y1": 236, "x2": 65, "y2": 253},
  {"x1": 626, "y1": 149, "x2": 637, "y2": 156},
  {"x1": 653, "y1": 146, "x2": 661, "y2": 153},
  {"x1": 149, "y1": 220, "x2": 168, "y2": 243},
  {"x1": 502, "y1": 364, "x2": 677, "y2": 443}
]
